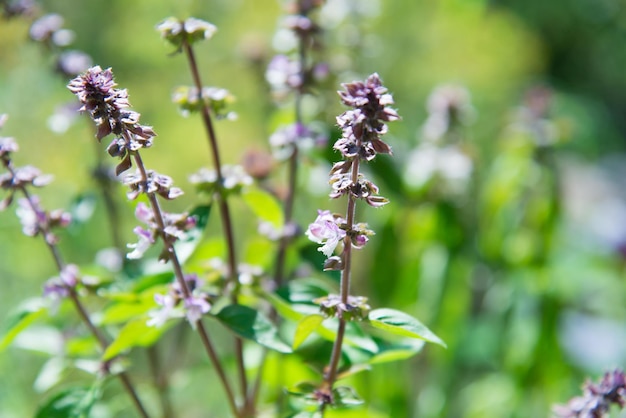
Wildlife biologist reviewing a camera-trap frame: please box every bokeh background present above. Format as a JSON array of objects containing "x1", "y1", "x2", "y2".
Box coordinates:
[{"x1": 1, "y1": 0, "x2": 626, "y2": 417}]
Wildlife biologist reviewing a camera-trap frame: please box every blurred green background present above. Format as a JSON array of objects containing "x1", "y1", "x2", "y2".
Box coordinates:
[{"x1": 1, "y1": 0, "x2": 626, "y2": 417}]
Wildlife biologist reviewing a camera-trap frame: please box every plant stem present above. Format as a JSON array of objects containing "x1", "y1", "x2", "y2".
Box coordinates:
[
  {"x1": 92, "y1": 141, "x2": 125, "y2": 253},
  {"x1": 1, "y1": 159, "x2": 151, "y2": 418},
  {"x1": 129, "y1": 150, "x2": 240, "y2": 417},
  {"x1": 274, "y1": 29, "x2": 306, "y2": 288},
  {"x1": 321, "y1": 150, "x2": 361, "y2": 408},
  {"x1": 181, "y1": 40, "x2": 248, "y2": 407},
  {"x1": 147, "y1": 345, "x2": 174, "y2": 418}
]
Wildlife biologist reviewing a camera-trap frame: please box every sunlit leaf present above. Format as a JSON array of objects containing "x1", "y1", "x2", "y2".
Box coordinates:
[
  {"x1": 261, "y1": 290, "x2": 315, "y2": 322},
  {"x1": 215, "y1": 305, "x2": 292, "y2": 353},
  {"x1": 241, "y1": 186, "x2": 284, "y2": 228},
  {"x1": 293, "y1": 314, "x2": 325, "y2": 349},
  {"x1": 368, "y1": 337, "x2": 425, "y2": 365},
  {"x1": 35, "y1": 381, "x2": 102, "y2": 418},
  {"x1": 102, "y1": 317, "x2": 176, "y2": 360},
  {"x1": 368, "y1": 308, "x2": 446, "y2": 347},
  {"x1": 0, "y1": 299, "x2": 46, "y2": 351},
  {"x1": 333, "y1": 386, "x2": 364, "y2": 407},
  {"x1": 34, "y1": 357, "x2": 66, "y2": 393},
  {"x1": 184, "y1": 237, "x2": 226, "y2": 273},
  {"x1": 100, "y1": 286, "x2": 166, "y2": 325},
  {"x1": 277, "y1": 277, "x2": 336, "y2": 305}
]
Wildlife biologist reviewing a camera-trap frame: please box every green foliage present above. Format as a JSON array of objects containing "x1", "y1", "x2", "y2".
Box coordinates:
[
  {"x1": 1, "y1": 0, "x2": 625, "y2": 417},
  {"x1": 103, "y1": 317, "x2": 175, "y2": 360},
  {"x1": 368, "y1": 308, "x2": 446, "y2": 348},
  {"x1": 215, "y1": 304, "x2": 292, "y2": 353},
  {"x1": 0, "y1": 300, "x2": 46, "y2": 351},
  {"x1": 35, "y1": 382, "x2": 102, "y2": 418}
]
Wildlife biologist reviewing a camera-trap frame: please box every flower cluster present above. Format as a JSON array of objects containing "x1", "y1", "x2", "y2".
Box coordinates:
[
  {"x1": 189, "y1": 165, "x2": 253, "y2": 196},
  {"x1": 306, "y1": 74, "x2": 397, "y2": 258},
  {"x1": 315, "y1": 294, "x2": 371, "y2": 321},
  {"x1": 192, "y1": 257, "x2": 265, "y2": 288},
  {"x1": 68, "y1": 66, "x2": 156, "y2": 175},
  {"x1": 28, "y1": 13, "x2": 93, "y2": 77},
  {"x1": 128, "y1": 202, "x2": 196, "y2": 261},
  {"x1": 148, "y1": 274, "x2": 212, "y2": 329},
  {"x1": 553, "y1": 370, "x2": 626, "y2": 418},
  {"x1": 122, "y1": 169, "x2": 183, "y2": 201},
  {"x1": 332, "y1": 73, "x2": 398, "y2": 176},
  {"x1": 306, "y1": 210, "x2": 373, "y2": 265},
  {"x1": 69, "y1": 66, "x2": 196, "y2": 262},
  {"x1": 404, "y1": 84, "x2": 474, "y2": 195},
  {"x1": 422, "y1": 84, "x2": 475, "y2": 143},
  {"x1": 156, "y1": 17, "x2": 217, "y2": 51},
  {"x1": 2, "y1": 0, "x2": 38, "y2": 19},
  {"x1": 0, "y1": 116, "x2": 71, "y2": 243},
  {"x1": 42, "y1": 264, "x2": 80, "y2": 301},
  {"x1": 269, "y1": 122, "x2": 327, "y2": 160},
  {"x1": 265, "y1": 0, "x2": 327, "y2": 100},
  {"x1": 171, "y1": 86, "x2": 236, "y2": 120},
  {"x1": 15, "y1": 196, "x2": 71, "y2": 242}
]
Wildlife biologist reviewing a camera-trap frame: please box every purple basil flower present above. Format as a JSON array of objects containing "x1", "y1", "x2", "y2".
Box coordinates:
[
  {"x1": 184, "y1": 295, "x2": 211, "y2": 327},
  {"x1": 266, "y1": 54, "x2": 302, "y2": 92},
  {"x1": 305, "y1": 210, "x2": 346, "y2": 257},
  {"x1": 43, "y1": 264, "x2": 80, "y2": 302},
  {"x1": 147, "y1": 293, "x2": 177, "y2": 328},
  {"x1": 554, "y1": 370, "x2": 626, "y2": 418},
  {"x1": 0, "y1": 136, "x2": 18, "y2": 158},
  {"x1": 68, "y1": 66, "x2": 156, "y2": 174},
  {"x1": 29, "y1": 13, "x2": 64, "y2": 42}
]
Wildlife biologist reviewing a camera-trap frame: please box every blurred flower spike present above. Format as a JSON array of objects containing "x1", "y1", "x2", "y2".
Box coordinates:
[
  {"x1": 43, "y1": 264, "x2": 80, "y2": 301},
  {"x1": 422, "y1": 84, "x2": 475, "y2": 142},
  {"x1": 156, "y1": 17, "x2": 217, "y2": 51},
  {"x1": 172, "y1": 86, "x2": 236, "y2": 120},
  {"x1": 554, "y1": 369, "x2": 626, "y2": 418},
  {"x1": 148, "y1": 274, "x2": 212, "y2": 329},
  {"x1": 190, "y1": 165, "x2": 253, "y2": 197},
  {"x1": 127, "y1": 202, "x2": 195, "y2": 261}
]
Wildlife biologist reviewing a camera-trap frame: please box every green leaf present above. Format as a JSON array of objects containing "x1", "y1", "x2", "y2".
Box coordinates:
[
  {"x1": 0, "y1": 299, "x2": 46, "y2": 351},
  {"x1": 101, "y1": 286, "x2": 165, "y2": 325},
  {"x1": 261, "y1": 290, "x2": 310, "y2": 321},
  {"x1": 184, "y1": 237, "x2": 225, "y2": 274},
  {"x1": 241, "y1": 186, "x2": 284, "y2": 228},
  {"x1": 368, "y1": 337, "x2": 425, "y2": 365},
  {"x1": 35, "y1": 382, "x2": 102, "y2": 418},
  {"x1": 103, "y1": 317, "x2": 175, "y2": 360},
  {"x1": 293, "y1": 314, "x2": 324, "y2": 349},
  {"x1": 333, "y1": 386, "x2": 364, "y2": 407},
  {"x1": 277, "y1": 277, "x2": 336, "y2": 305},
  {"x1": 215, "y1": 305, "x2": 292, "y2": 353},
  {"x1": 368, "y1": 308, "x2": 446, "y2": 347}
]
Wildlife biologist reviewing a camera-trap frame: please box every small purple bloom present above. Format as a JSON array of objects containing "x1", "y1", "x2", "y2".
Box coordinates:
[
  {"x1": 127, "y1": 226, "x2": 155, "y2": 260},
  {"x1": 305, "y1": 210, "x2": 346, "y2": 257},
  {"x1": 184, "y1": 295, "x2": 211, "y2": 328},
  {"x1": 147, "y1": 293, "x2": 177, "y2": 328}
]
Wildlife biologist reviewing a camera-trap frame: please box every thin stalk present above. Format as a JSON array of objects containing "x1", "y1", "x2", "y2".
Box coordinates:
[
  {"x1": 1, "y1": 159, "x2": 150, "y2": 418},
  {"x1": 92, "y1": 141, "x2": 124, "y2": 252},
  {"x1": 274, "y1": 28, "x2": 306, "y2": 288},
  {"x1": 181, "y1": 40, "x2": 248, "y2": 404},
  {"x1": 146, "y1": 346, "x2": 173, "y2": 418},
  {"x1": 129, "y1": 150, "x2": 240, "y2": 417},
  {"x1": 248, "y1": 17, "x2": 310, "y2": 415},
  {"x1": 320, "y1": 150, "x2": 361, "y2": 411}
]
